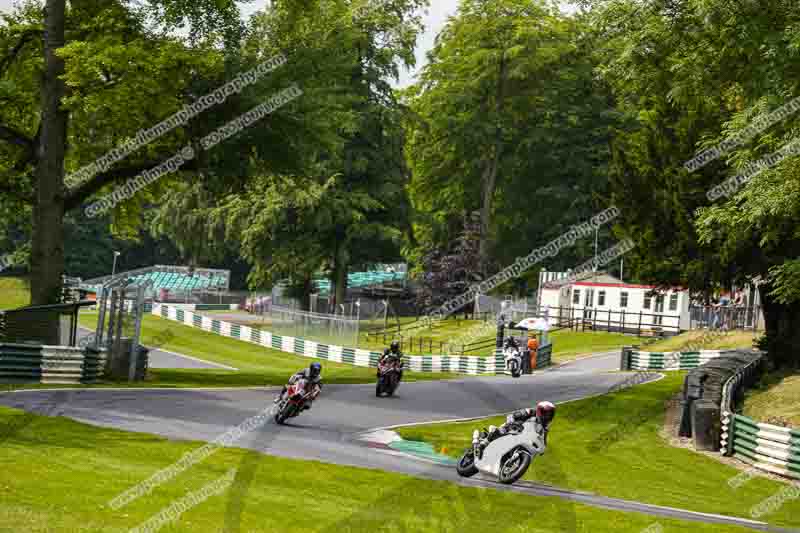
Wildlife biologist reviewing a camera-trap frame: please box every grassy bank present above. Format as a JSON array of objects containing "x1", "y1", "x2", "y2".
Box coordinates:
[
  {"x1": 0, "y1": 404, "x2": 751, "y2": 532},
  {"x1": 744, "y1": 370, "x2": 800, "y2": 427},
  {"x1": 0, "y1": 277, "x2": 30, "y2": 310},
  {"x1": 396, "y1": 373, "x2": 800, "y2": 529},
  {"x1": 646, "y1": 329, "x2": 760, "y2": 352},
  {"x1": 196, "y1": 308, "x2": 642, "y2": 361},
  {"x1": 546, "y1": 330, "x2": 643, "y2": 362},
  {"x1": 74, "y1": 312, "x2": 452, "y2": 388}
]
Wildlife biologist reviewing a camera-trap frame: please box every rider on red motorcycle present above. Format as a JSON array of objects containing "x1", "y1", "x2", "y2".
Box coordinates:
[
  {"x1": 477, "y1": 401, "x2": 556, "y2": 452},
  {"x1": 275, "y1": 362, "x2": 323, "y2": 410},
  {"x1": 378, "y1": 340, "x2": 404, "y2": 380}
]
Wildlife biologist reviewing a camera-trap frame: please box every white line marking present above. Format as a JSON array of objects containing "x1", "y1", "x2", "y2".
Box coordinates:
[{"x1": 147, "y1": 347, "x2": 239, "y2": 371}]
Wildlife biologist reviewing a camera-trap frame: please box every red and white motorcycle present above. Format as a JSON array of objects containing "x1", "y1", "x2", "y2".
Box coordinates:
[{"x1": 274, "y1": 378, "x2": 319, "y2": 425}]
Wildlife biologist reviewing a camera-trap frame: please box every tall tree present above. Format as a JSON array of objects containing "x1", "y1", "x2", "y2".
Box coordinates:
[
  {"x1": 0, "y1": 0, "x2": 240, "y2": 305},
  {"x1": 405, "y1": 0, "x2": 618, "y2": 273},
  {"x1": 155, "y1": 0, "x2": 424, "y2": 306},
  {"x1": 590, "y1": 0, "x2": 800, "y2": 366}
]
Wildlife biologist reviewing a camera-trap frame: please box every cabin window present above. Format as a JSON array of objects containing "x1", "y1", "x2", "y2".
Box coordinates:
[
  {"x1": 643, "y1": 294, "x2": 651, "y2": 310},
  {"x1": 620, "y1": 292, "x2": 629, "y2": 308},
  {"x1": 573, "y1": 289, "x2": 581, "y2": 305},
  {"x1": 669, "y1": 293, "x2": 679, "y2": 311},
  {"x1": 598, "y1": 291, "x2": 606, "y2": 306}
]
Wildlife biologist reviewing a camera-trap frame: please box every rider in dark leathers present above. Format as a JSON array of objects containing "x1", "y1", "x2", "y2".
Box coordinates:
[
  {"x1": 504, "y1": 336, "x2": 521, "y2": 351},
  {"x1": 276, "y1": 362, "x2": 323, "y2": 411},
  {"x1": 378, "y1": 340, "x2": 404, "y2": 381},
  {"x1": 475, "y1": 401, "x2": 556, "y2": 456}
]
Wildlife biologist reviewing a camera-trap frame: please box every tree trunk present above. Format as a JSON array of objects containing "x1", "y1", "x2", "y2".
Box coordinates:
[
  {"x1": 331, "y1": 236, "x2": 349, "y2": 312},
  {"x1": 298, "y1": 277, "x2": 313, "y2": 312},
  {"x1": 478, "y1": 53, "x2": 507, "y2": 271},
  {"x1": 31, "y1": 0, "x2": 68, "y2": 305},
  {"x1": 759, "y1": 283, "x2": 800, "y2": 368}
]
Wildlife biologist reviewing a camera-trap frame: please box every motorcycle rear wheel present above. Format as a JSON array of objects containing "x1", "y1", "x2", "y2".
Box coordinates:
[
  {"x1": 498, "y1": 449, "x2": 531, "y2": 484},
  {"x1": 456, "y1": 449, "x2": 479, "y2": 478}
]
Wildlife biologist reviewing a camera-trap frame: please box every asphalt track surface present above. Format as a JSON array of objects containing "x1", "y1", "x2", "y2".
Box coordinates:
[
  {"x1": 1, "y1": 353, "x2": 795, "y2": 532},
  {"x1": 77, "y1": 327, "x2": 232, "y2": 370}
]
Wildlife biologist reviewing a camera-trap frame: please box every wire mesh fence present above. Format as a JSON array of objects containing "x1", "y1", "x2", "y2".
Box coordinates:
[
  {"x1": 688, "y1": 305, "x2": 763, "y2": 331},
  {"x1": 243, "y1": 304, "x2": 361, "y2": 348}
]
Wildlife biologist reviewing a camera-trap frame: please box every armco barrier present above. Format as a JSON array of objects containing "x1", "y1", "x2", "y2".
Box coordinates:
[
  {"x1": 716, "y1": 352, "x2": 798, "y2": 479},
  {"x1": 722, "y1": 414, "x2": 800, "y2": 480},
  {"x1": 153, "y1": 304, "x2": 551, "y2": 375},
  {"x1": 0, "y1": 343, "x2": 107, "y2": 384},
  {"x1": 166, "y1": 303, "x2": 240, "y2": 312},
  {"x1": 627, "y1": 349, "x2": 729, "y2": 370}
]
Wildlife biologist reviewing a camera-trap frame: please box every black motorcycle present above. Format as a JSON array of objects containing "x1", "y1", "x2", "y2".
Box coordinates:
[{"x1": 376, "y1": 358, "x2": 402, "y2": 397}]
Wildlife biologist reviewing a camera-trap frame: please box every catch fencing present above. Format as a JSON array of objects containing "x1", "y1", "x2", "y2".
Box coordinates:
[
  {"x1": 242, "y1": 304, "x2": 360, "y2": 348},
  {"x1": 152, "y1": 304, "x2": 552, "y2": 375}
]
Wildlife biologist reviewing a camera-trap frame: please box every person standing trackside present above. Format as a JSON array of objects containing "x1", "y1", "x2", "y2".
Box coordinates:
[{"x1": 527, "y1": 335, "x2": 539, "y2": 371}]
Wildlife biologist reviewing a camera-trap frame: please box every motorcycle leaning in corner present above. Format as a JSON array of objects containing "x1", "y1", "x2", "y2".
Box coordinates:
[
  {"x1": 274, "y1": 366, "x2": 322, "y2": 424},
  {"x1": 456, "y1": 401, "x2": 556, "y2": 484}
]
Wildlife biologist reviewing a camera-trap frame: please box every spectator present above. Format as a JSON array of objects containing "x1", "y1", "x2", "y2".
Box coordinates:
[
  {"x1": 710, "y1": 296, "x2": 721, "y2": 330},
  {"x1": 527, "y1": 335, "x2": 540, "y2": 370}
]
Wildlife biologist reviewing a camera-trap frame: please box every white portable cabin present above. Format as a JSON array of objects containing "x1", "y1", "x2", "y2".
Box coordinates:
[{"x1": 538, "y1": 272, "x2": 691, "y2": 334}]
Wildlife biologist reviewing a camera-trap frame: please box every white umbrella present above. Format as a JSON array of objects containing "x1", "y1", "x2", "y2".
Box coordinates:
[{"x1": 514, "y1": 317, "x2": 550, "y2": 331}]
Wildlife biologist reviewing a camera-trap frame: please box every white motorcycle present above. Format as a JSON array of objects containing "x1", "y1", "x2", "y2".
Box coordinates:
[
  {"x1": 504, "y1": 345, "x2": 524, "y2": 378},
  {"x1": 456, "y1": 419, "x2": 546, "y2": 484}
]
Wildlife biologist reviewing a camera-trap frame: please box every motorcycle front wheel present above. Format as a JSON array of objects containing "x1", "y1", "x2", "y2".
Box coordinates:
[
  {"x1": 456, "y1": 449, "x2": 479, "y2": 478},
  {"x1": 498, "y1": 449, "x2": 531, "y2": 484},
  {"x1": 388, "y1": 374, "x2": 399, "y2": 396},
  {"x1": 274, "y1": 403, "x2": 292, "y2": 425}
]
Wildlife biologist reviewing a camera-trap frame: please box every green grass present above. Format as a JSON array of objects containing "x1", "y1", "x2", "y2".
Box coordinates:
[
  {"x1": 546, "y1": 330, "x2": 644, "y2": 362},
  {"x1": 193, "y1": 311, "x2": 643, "y2": 362},
  {"x1": 74, "y1": 312, "x2": 452, "y2": 388},
  {"x1": 0, "y1": 404, "x2": 753, "y2": 532},
  {"x1": 645, "y1": 329, "x2": 761, "y2": 352},
  {"x1": 0, "y1": 276, "x2": 30, "y2": 310},
  {"x1": 744, "y1": 370, "x2": 800, "y2": 427},
  {"x1": 396, "y1": 373, "x2": 800, "y2": 529}
]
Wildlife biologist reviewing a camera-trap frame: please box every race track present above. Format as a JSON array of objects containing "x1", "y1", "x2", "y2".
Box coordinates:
[{"x1": 0, "y1": 354, "x2": 792, "y2": 532}]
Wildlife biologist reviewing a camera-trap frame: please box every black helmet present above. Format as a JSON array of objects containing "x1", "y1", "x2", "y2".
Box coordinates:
[
  {"x1": 390, "y1": 340, "x2": 401, "y2": 353},
  {"x1": 309, "y1": 362, "x2": 322, "y2": 378},
  {"x1": 535, "y1": 401, "x2": 556, "y2": 427}
]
